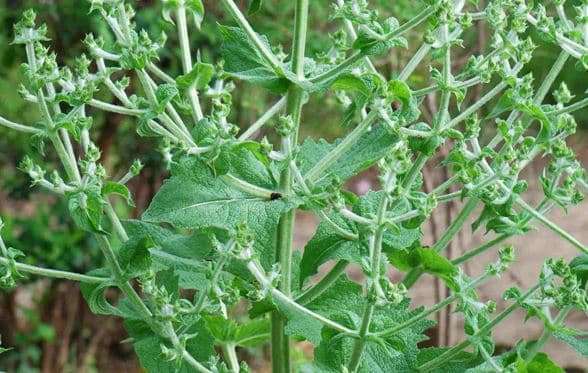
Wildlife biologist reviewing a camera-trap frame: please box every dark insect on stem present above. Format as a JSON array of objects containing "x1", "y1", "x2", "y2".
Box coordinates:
[{"x1": 270, "y1": 192, "x2": 282, "y2": 200}]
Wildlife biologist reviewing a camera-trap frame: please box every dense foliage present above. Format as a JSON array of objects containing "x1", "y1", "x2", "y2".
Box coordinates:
[{"x1": 1, "y1": 0, "x2": 588, "y2": 372}]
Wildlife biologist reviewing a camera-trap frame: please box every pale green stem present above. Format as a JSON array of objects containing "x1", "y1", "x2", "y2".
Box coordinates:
[
  {"x1": 296, "y1": 260, "x2": 349, "y2": 305},
  {"x1": 0, "y1": 257, "x2": 108, "y2": 284},
  {"x1": 221, "y1": 344, "x2": 240, "y2": 373},
  {"x1": 247, "y1": 261, "x2": 357, "y2": 336},
  {"x1": 525, "y1": 306, "x2": 571, "y2": 362},
  {"x1": 272, "y1": 1, "x2": 309, "y2": 371},
  {"x1": 417, "y1": 284, "x2": 540, "y2": 372},
  {"x1": 0, "y1": 115, "x2": 41, "y2": 134},
  {"x1": 304, "y1": 109, "x2": 379, "y2": 184},
  {"x1": 238, "y1": 97, "x2": 287, "y2": 141},
  {"x1": 163, "y1": 321, "x2": 213, "y2": 373},
  {"x1": 176, "y1": 5, "x2": 204, "y2": 123},
  {"x1": 515, "y1": 198, "x2": 588, "y2": 255},
  {"x1": 221, "y1": 173, "x2": 279, "y2": 199}
]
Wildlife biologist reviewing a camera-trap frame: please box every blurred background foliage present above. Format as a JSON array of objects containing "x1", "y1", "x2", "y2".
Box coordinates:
[{"x1": 0, "y1": 0, "x2": 586, "y2": 372}]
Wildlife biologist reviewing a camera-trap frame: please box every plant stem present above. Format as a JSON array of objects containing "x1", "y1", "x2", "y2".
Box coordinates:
[
  {"x1": 176, "y1": 4, "x2": 204, "y2": 123},
  {"x1": 238, "y1": 97, "x2": 287, "y2": 140},
  {"x1": 221, "y1": 344, "x2": 240, "y2": 373},
  {"x1": 220, "y1": 0, "x2": 284, "y2": 75},
  {"x1": 0, "y1": 256, "x2": 108, "y2": 283},
  {"x1": 304, "y1": 109, "x2": 379, "y2": 184},
  {"x1": 525, "y1": 306, "x2": 571, "y2": 362},
  {"x1": 515, "y1": 198, "x2": 588, "y2": 255},
  {"x1": 272, "y1": 2, "x2": 309, "y2": 372},
  {"x1": 418, "y1": 284, "x2": 540, "y2": 372},
  {"x1": 0, "y1": 115, "x2": 41, "y2": 134},
  {"x1": 296, "y1": 260, "x2": 349, "y2": 305}
]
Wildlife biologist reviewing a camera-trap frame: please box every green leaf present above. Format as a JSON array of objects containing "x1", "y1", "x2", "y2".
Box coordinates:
[
  {"x1": 569, "y1": 254, "x2": 588, "y2": 287},
  {"x1": 67, "y1": 190, "x2": 106, "y2": 234},
  {"x1": 186, "y1": 0, "x2": 205, "y2": 29},
  {"x1": 524, "y1": 353, "x2": 564, "y2": 373},
  {"x1": 80, "y1": 268, "x2": 141, "y2": 318},
  {"x1": 299, "y1": 212, "x2": 363, "y2": 286},
  {"x1": 312, "y1": 280, "x2": 434, "y2": 369},
  {"x1": 553, "y1": 329, "x2": 588, "y2": 357},
  {"x1": 331, "y1": 73, "x2": 372, "y2": 98},
  {"x1": 102, "y1": 181, "x2": 134, "y2": 206},
  {"x1": 204, "y1": 315, "x2": 270, "y2": 347},
  {"x1": 387, "y1": 79, "x2": 412, "y2": 108},
  {"x1": 118, "y1": 236, "x2": 154, "y2": 278},
  {"x1": 388, "y1": 247, "x2": 456, "y2": 277},
  {"x1": 176, "y1": 61, "x2": 214, "y2": 90},
  {"x1": 155, "y1": 83, "x2": 179, "y2": 113},
  {"x1": 219, "y1": 24, "x2": 288, "y2": 92},
  {"x1": 297, "y1": 124, "x2": 399, "y2": 187},
  {"x1": 248, "y1": 0, "x2": 263, "y2": 15},
  {"x1": 125, "y1": 318, "x2": 214, "y2": 372},
  {"x1": 143, "y1": 155, "x2": 294, "y2": 270},
  {"x1": 122, "y1": 220, "x2": 219, "y2": 289}
]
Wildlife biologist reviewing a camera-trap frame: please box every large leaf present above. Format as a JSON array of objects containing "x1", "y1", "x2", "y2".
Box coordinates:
[
  {"x1": 143, "y1": 156, "x2": 294, "y2": 269},
  {"x1": 297, "y1": 124, "x2": 399, "y2": 187}
]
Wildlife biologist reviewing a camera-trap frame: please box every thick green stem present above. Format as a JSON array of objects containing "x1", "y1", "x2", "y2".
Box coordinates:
[
  {"x1": 296, "y1": 260, "x2": 349, "y2": 305},
  {"x1": 271, "y1": 2, "x2": 309, "y2": 372}
]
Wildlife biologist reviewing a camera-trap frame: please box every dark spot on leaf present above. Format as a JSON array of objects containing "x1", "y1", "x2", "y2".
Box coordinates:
[{"x1": 270, "y1": 192, "x2": 282, "y2": 200}]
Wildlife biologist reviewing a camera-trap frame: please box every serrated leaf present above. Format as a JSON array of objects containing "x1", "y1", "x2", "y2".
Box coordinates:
[
  {"x1": 143, "y1": 155, "x2": 294, "y2": 270},
  {"x1": 122, "y1": 220, "x2": 220, "y2": 289},
  {"x1": 80, "y1": 268, "x2": 141, "y2": 319},
  {"x1": 570, "y1": 254, "x2": 588, "y2": 286},
  {"x1": 553, "y1": 329, "x2": 588, "y2": 357},
  {"x1": 67, "y1": 190, "x2": 106, "y2": 234},
  {"x1": 125, "y1": 318, "x2": 214, "y2": 372},
  {"x1": 204, "y1": 315, "x2": 270, "y2": 347},
  {"x1": 219, "y1": 24, "x2": 288, "y2": 92},
  {"x1": 297, "y1": 124, "x2": 399, "y2": 187}
]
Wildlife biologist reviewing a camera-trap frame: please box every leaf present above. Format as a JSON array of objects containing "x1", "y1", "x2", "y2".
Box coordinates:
[
  {"x1": 553, "y1": 329, "x2": 588, "y2": 357},
  {"x1": 331, "y1": 73, "x2": 372, "y2": 98},
  {"x1": 143, "y1": 155, "x2": 294, "y2": 270},
  {"x1": 186, "y1": 0, "x2": 205, "y2": 29},
  {"x1": 387, "y1": 79, "x2": 412, "y2": 108},
  {"x1": 176, "y1": 62, "x2": 215, "y2": 90},
  {"x1": 297, "y1": 124, "x2": 399, "y2": 187},
  {"x1": 388, "y1": 247, "x2": 457, "y2": 277},
  {"x1": 569, "y1": 254, "x2": 588, "y2": 287},
  {"x1": 204, "y1": 315, "x2": 270, "y2": 347},
  {"x1": 122, "y1": 220, "x2": 220, "y2": 289},
  {"x1": 312, "y1": 280, "x2": 434, "y2": 370},
  {"x1": 299, "y1": 212, "x2": 363, "y2": 286},
  {"x1": 118, "y1": 236, "x2": 154, "y2": 278},
  {"x1": 67, "y1": 190, "x2": 106, "y2": 234},
  {"x1": 524, "y1": 353, "x2": 564, "y2": 373},
  {"x1": 248, "y1": 0, "x2": 263, "y2": 15},
  {"x1": 219, "y1": 24, "x2": 288, "y2": 92},
  {"x1": 80, "y1": 268, "x2": 141, "y2": 319},
  {"x1": 102, "y1": 181, "x2": 134, "y2": 206},
  {"x1": 154, "y1": 83, "x2": 179, "y2": 113},
  {"x1": 125, "y1": 318, "x2": 214, "y2": 372}
]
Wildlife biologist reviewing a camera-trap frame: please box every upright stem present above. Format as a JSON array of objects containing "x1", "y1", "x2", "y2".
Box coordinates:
[
  {"x1": 176, "y1": 4, "x2": 204, "y2": 123},
  {"x1": 272, "y1": 2, "x2": 309, "y2": 372}
]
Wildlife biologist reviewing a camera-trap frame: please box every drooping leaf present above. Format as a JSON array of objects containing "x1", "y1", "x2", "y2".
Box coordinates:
[
  {"x1": 569, "y1": 254, "x2": 588, "y2": 287},
  {"x1": 67, "y1": 189, "x2": 106, "y2": 234}
]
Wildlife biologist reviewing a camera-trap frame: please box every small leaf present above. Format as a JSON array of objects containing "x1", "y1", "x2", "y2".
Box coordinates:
[
  {"x1": 204, "y1": 316, "x2": 270, "y2": 347},
  {"x1": 176, "y1": 62, "x2": 215, "y2": 90},
  {"x1": 67, "y1": 190, "x2": 106, "y2": 234},
  {"x1": 570, "y1": 254, "x2": 588, "y2": 287},
  {"x1": 553, "y1": 329, "x2": 588, "y2": 357},
  {"x1": 186, "y1": 0, "x2": 205, "y2": 29},
  {"x1": 248, "y1": 0, "x2": 263, "y2": 15},
  {"x1": 102, "y1": 181, "x2": 134, "y2": 206}
]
